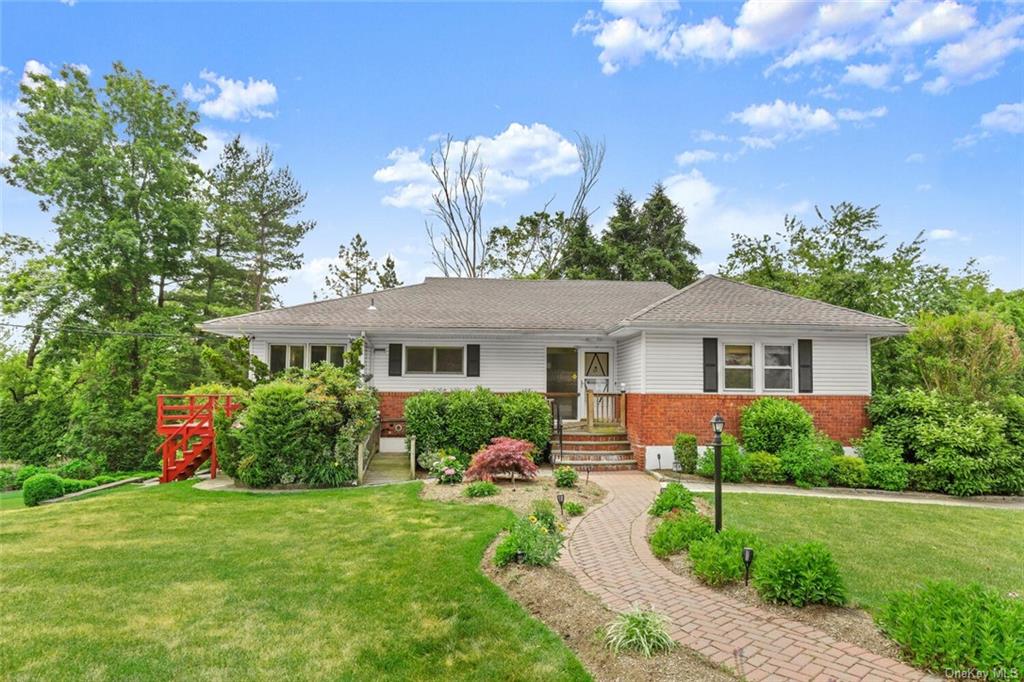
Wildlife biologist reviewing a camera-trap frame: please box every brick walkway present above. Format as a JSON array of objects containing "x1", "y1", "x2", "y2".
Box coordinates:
[{"x1": 560, "y1": 471, "x2": 933, "y2": 682}]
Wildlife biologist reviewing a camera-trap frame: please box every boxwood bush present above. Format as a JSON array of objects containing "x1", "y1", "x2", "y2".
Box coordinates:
[
  {"x1": 779, "y1": 432, "x2": 834, "y2": 488},
  {"x1": 696, "y1": 434, "x2": 748, "y2": 482},
  {"x1": 746, "y1": 451, "x2": 786, "y2": 483},
  {"x1": 649, "y1": 512, "x2": 713, "y2": 558},
  {"x1": 877, "y1": 582, "x2": 1024, "y2": 673},
  {"x1": 672, "y1": 433, "x2": 698, "y2": 473},
  {"x1": 829, "y1": 456, "x2": 868, "y2": 488},
  {"x1": 404, "y1": 388, "x2": 551, "y2": 462},
  {"x1": 60, "y1": 478, "x2": 99, "y2": 494},
  {"x1": 689, "y1": 528, "x2": 763, "y2": 586},
  {"x1": 856, "y1": 428, "x2": 908, "y2": 491},
  {"x1": 15, "y1": 465, "x2": 48, "y2": 489},
  {"x1": 740, "y1": 397, "x2": 814, "y2": 453},
  {"x1": 22, "y1": 473, "x2": 64, "y2": 507},
  {"x1": 752, "y1": 542, "x2": 847, "y2": 607}
]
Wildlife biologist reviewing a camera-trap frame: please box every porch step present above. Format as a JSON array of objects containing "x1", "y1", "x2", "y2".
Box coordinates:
[
  {"x1": 555, "y1": 459, "x2": 637, "y2": 471},
  {"x1": 561, "y1": 431, "x2": 627, "y2": 442},
  {"x1": 554, "y1": 440, "x2": 631, "y2": 451}
]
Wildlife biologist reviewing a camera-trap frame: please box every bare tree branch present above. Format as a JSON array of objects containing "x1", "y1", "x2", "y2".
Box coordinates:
[
  {"x1": 570, "y1": 133, "x2": 606, "y2": 224},
  {"x1": 425, "y1": 135, "x2": 489, "y2": 277}
]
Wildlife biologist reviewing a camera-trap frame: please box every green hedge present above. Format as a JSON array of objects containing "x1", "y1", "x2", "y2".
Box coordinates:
[
  {"x1": 779, "y1": 432, "x2": 834, "y2": 488},
  {"x1": 696, "y1": 434, "x2": 747, "y2": 482},
  {"x1": 23, "y1": 473, "x2": 64, "y2": 507},
  {"x1": 672, "y1": 434, "x2": 698, "y2": 473},
  {"x1": 740, "y1": 397, "x2": 814, "y2": 453},
  {"x1": 404, "y1": 389, "x2": 551, "y2": 460}
]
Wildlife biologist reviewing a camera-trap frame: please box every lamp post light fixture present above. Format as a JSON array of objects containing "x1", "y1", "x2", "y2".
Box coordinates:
[
  {"x1": 710, "y1": 412, "x2": 725, "y2": 533},
  {"x1": 556, "y1": 492, "x2": 566, "y2": 516},
  {"x1": 672, "y1": 458, "x2": 683, "y2": 482},
  {"x1": 657, "y1": 452, "x2": 662, "y2": 471},
  {"x1": 742, "y1": 547, "x2": 754, "y2": 585}
]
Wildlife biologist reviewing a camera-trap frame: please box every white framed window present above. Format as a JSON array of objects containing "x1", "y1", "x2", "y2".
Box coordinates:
[
  {"x1": 763, "y1": 344, "x2": 794, "y2": 392},
  {"x1": 405, "y1": 346, "x2": 464, "y2": 375},
  {"x1": 269, "y1": 343, "x2": 346, "y2": 375},
  {"x1": 723, "y1": 343, "x2": 754, "y2": 391}
]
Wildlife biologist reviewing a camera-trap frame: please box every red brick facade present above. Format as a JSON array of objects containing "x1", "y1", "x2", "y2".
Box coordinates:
[
  {"x1": 378, "y1": 391, "x2": 416, "y2": 437},
  {"x1": 624, "y1": 393, "x2": 870, "y2": 468}
]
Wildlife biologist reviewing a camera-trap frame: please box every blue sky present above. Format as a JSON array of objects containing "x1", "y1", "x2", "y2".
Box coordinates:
[{"x1": 2, "y1": 0, "x2": 1022, "y2": 306}]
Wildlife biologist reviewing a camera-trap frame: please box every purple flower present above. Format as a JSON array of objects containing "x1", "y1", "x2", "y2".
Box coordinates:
[{"x1": 444, "y1": 468, "x2": 455, "y2": 476}]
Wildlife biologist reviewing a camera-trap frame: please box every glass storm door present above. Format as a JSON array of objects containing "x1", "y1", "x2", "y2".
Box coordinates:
[{"x1": 546, "y1": 347, "x2": 578, "y2": 420}]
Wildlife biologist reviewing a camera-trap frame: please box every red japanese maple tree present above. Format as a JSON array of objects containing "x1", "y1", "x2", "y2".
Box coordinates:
[{"x1": 464, "y1": 437, "x2": 539, "y2": 482}]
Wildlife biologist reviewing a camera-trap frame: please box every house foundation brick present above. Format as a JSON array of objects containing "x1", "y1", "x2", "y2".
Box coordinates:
[{"x1": 378, "y1": 391, "x2": 415, "y2": 437}]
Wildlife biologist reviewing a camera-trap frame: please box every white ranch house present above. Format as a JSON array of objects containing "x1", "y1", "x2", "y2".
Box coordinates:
[{"x1": 202, "y1": 276, "x2": 907, "y2": 470}]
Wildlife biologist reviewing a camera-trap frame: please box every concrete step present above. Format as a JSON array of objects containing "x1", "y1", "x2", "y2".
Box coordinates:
[
  {"x1": 553, "y1": 440, "x2": 631, "y2": 451},
  {"x1": 561, "y1": 431, "x2": 627, "y2": 442},
  {"x1": 555, "y1": 459, "x2": 637, "y2": 471}
]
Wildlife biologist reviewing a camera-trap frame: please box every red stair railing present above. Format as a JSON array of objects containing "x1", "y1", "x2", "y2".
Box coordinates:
[{"x1": 156, "y1": 394, "x2": 242, "y2": 483}]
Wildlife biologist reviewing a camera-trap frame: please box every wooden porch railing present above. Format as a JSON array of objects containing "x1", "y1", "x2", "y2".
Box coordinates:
[
  {"x1": 585, "y1": 390, "x2": 626, "y2": 431},
  {"x1": 356, "y1": 419, "x2": 381, "y2": 484}
]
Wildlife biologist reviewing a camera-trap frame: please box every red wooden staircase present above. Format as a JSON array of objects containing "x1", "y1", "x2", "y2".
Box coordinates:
[{"x1": 156, "y1": 394, "x2": 242, "y2": 483}]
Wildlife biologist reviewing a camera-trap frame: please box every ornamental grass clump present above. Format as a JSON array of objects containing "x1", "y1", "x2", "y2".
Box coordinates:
[
  {"x1": 877, "y1": 581, "x2": 1024, "y2": 673},
  {"x1": 604, "y1": 608, "x2": 675, "y2": 657},
  {"x1": 464, "y1": 437, "x2": 539, "y2": 483},
  {"x1": 648, "y1": 482, "x2": 696, "y2": 517},
  {"x1": 753, "y1": 542, "x2": 847, "y2": 607}
]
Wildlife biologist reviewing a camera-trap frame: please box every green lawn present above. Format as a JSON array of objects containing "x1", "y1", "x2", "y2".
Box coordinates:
[
  {"x1": 1, "y1": 482, "x2": 588, "y2": 681},
  {"x1": 705, "y1": 492, "x2": 1024, "y2": 610}
]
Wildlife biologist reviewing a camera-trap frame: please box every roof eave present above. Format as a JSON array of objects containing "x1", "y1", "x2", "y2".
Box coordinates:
[{"x1": 608, "y1": 321, "x2": 909, "y2": 337}]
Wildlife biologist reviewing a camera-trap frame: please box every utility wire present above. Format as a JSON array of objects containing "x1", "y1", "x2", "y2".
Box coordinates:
[{"x1": 0, "y1": 321, "x2": 221, "y2": 341}]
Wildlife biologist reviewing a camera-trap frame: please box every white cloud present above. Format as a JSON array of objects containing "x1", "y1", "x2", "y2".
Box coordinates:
[
  {"x1": 837, "y1": 105, "x2": 888, "y2": 121},
  {"x1": 674, "y1": 149, "x2": 718, "y2": 166},
  {"x1": 1, "y1": 97, "x2": 25, "y2": 164},
  {"x1": 0, "y1": 65, "x2": 9, "y2": 75},
  {"x1": 817, "y1": 1, "x2": 892, "y2": 33},
  {"x1": 980, "y1": 102, "x2": 1024, "y2": 134},
  {"x1": 768, "y1": 36, "x2": 861, "y2": 71},
  {"x1": 373, "y1": 123, "x2": 580, "y2": 210},
  {"x1": 59, "y1": 0, "x2": 77, "y2": 5},
  {"x1": 68, "y1": 63, "x2": 90, "y2": 76},
  {"x1": 184, "y1": 69, "x2": 277, "y2": 121},
  {"x1": 731, "y1": 99, "x2": 837, "y2": 134},
  {"x1": 602, "y1": 0, "x2": 679, "y2": 27},
  {"x1": 20, "y1": 60, "x2": 51, "y2": 88},
  {"x1": 665, "y1": 17, "x2": 734, "y2": 60},
  {"x1": 881, "y1": 0, "x2": 975, "y2": 46},
  {"x1": 731, "y1": 1, "x2": 820, "y2": 53},
  {"x1": 739, "y1": 135, "x2": 779, "y2": 149},
  {"x1": 916, "y1": 183, "x2": 932, "y2": 192},
  {"x1": 905, "y1": 152, "x2": 926, "y2": 163},
  {"x1": 693, "y1": 129, "x2": 730, "y2": 143},
  {"x1": 928, "y1": 228, "x2": 957, "y2": 240},
  {"x1": 924, "y1": 15, "x2": 1024, "y2": 93},
  {"x1": 841, "y1": 62, "x2": 894, "y2": 89}
]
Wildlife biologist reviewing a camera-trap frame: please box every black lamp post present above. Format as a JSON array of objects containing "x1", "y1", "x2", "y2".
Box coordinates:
[
  {"x1": 672, "y1": 458, "x2": 683, "y2": 482},
  {"x1": 710, "y1": 412, "x2": 725, "y2": 533},
  {"x1": 556, "y1": 492, "x2": 565, "y2": 516},
  {"x1": 656, "y1": 452, "x2": 662, "y2": 471}
]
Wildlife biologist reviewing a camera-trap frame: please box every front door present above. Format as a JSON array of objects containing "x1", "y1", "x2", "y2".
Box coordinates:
[{"x1": 546, "y1": 347, "x2": 578, "y2": 420}]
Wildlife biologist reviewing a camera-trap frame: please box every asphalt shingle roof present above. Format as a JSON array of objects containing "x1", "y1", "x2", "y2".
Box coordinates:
[
  {"x1": 202, "y1": 278, "x2": 678, "y2": 332},
  {"x1": 625, "y1": 276, "x2": 907, "y2": 330},
  {"x1": 202, "y1": 275, "x2": 907, "y2": 333}
]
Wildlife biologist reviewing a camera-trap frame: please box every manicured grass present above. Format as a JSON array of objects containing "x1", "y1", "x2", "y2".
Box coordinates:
[
  {"x1": 0, "y1": 489, "x2": 23, "y2": 510},
  {"x1": 704, "y1": 493, "x2": 1024, "y2": 610},
  {"x1": 1, "y1": 482, "x2": 588, "y2": 681}
]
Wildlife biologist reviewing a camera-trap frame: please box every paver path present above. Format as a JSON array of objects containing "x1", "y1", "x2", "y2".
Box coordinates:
[{"x1": 560, "y1": 471, "x2": 934, "y2": 682}]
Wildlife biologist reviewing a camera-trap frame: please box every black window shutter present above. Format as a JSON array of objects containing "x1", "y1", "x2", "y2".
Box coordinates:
[
  {"x1": 702, "y1": 338, "x2": 718, "y2": 393},
  {"x1": 388, "y1": 344, "x2": 403, "y2": 376},
  {"x1": 466, "y1": 344, "x2": 480, "y2": 377},
  {"x1": 798, "y1": 339, "x2": 813, "y2": 393}
]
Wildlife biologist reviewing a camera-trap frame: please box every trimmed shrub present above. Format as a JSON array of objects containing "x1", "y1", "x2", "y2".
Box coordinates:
[
  {"x1": 906, "y1": 463, "x2": 944, "y2": 493},
  {"x1": 57, "y1": 458, "x2": 100, "y2": 481},
  {"x1": 689, "y1": 529, "x2": 763, "y2": 586},
  {"x1": 649, "y1": 512, "x2": 713, "y2": 558},
  {"x1": 779, "y1": 432, "x2": 834, "y2": 488},
  {"x1": 856, "y1": 428, "x2": 908, "y2": 491},
  {"x1": 60, "y1": 478, "x2": 99, "y2": 494},
  {"x1": 403, "y1": 390, "x2": 448, "y2": 454},
  {"x1": 499, "y1": 391, "x2": 551, "y2": 455},
  {"x1": 464, "y1": 481, "x2": 499, "y2": 498},
  {"x1": 605, "y1": 608, "x2": 675, "y2": 657},
  {"x1": 696, "y1": 434, "x2": 747, "y2": 483},
  {"x1": 446, "y1": 388, "x2": 502, "y2": 455},
  {"x1": 553, "y1": 465, "x2": 578, "y2": 488},
  {"x1": 746, "y1": 451, "x2": 786, "y2": 483},
  {"x1": 15, "y1": 465, "x2": 48, "y2": 489},
  {"x1": 494, "y1": 514, "x2": 564, "y2": 567},
  {"x1": 649, "y1": 482, "x2": 696, "y2": 517},
  {"x1": 187, "y1": 384, "x2": 249, "y2": 480},
  {"x1": 829, "y1": 456, "x2": 868, "y2": 488},
  {"x1": 740, "y1": 397, "x2": 814, "y2": 453},
  {"x1": 563, "y1": 501, "x2": 585, "y2": 516},
  {"x1": 464, "y1": 437, "x2": 539, "y2": 482},
  {"x1": 877, "y1": 582, "x2": 1024, "y2": 673},
  {"x1": 0, "y1": 468, "x2": 15, "y2": 490},
  {"x1": 93, "y1": 474, "x2": 117, "y2": 486},
  {"x1": 672, "y1": 433, "x2": 698, "y2": 473},
  {"x1": 752, "y1": 542, "x2": 847, "y2": 607},
  {"x1": 429, "y1": 453, "x2": 465, "y2": 484},
  {"x1": 22, "y1": 473, "x2": 64, "y2": 507}
]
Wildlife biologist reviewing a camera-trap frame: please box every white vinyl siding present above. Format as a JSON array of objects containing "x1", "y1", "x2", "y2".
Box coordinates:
[
  {"x1": 616, "y1": 334, "x2": 643, "y2": 392},
  {"x1": 644, "y1": 333, "x2": 703, "y2": 393},
  {"x1": 638, "y1": 332, "x2": 871, "y2": 396}
]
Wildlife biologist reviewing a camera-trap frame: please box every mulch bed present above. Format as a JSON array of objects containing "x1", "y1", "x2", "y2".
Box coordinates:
[
  {"x1": 482, "y1": 543, "x2": 737, "y2": 682},
  {"x1": 419, "y1": 475, "x2": 606, "y2": 517}
]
